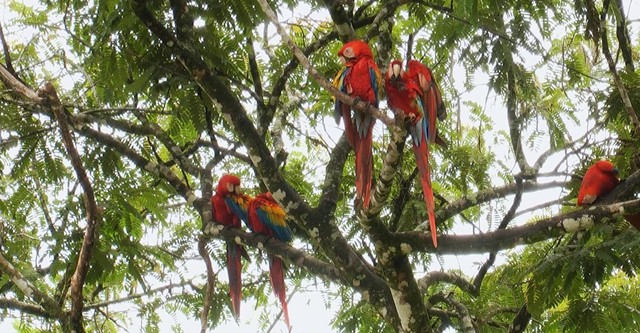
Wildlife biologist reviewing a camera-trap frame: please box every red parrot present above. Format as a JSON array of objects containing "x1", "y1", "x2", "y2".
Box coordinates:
[
  {"x1": 210, "y1": 174, "x2": 252, "y2": 320},
  {"x1": 577, "y1": 160, "x2": 619, "y2": 206},
  {"x1": 247, "y1": 192, "x2": 293, "y2": 329},
  {"x1": 333, "y1": 39, "x2": 382, "y2": 209},
  {"x1": 385, "y1": 59, "x2": 439, "y2": 248},
  {"x1": 406, "y1": 59, "x2": 447, "y2": 145},
  {"x1": 577, "y1": 160, "x2": 640, "y2": 229}
]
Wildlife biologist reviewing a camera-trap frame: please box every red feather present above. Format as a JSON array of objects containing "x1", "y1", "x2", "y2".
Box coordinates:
[
  {"x1": 211, "y1": 174, "x2": 252, "y2": 319},
  {"x1": 248, "y1": 193, "x2": 293, "y2": 329},
  {"x1": 577, "y1": 160, "x2": 619, "y2": 206},
  {"x1": 385, "y1": 60, "x2": 439, "y2": 247},
  {"x1": 334, "y1": 40, "x2": 382, "y2": 208},
  {"x1": 270, "y1": 256, "x2": 290, "y2": 329}
]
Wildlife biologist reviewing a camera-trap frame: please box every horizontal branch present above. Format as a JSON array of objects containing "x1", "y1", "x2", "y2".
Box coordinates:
[
  {"x1": 0, "y1": 298, "x2": 51, "y2": 318},
  {"x1": 435, "y1": 180, "x2": 570, "y2": 223},
  {"x1": 399, "y1": 198, "x2": 640, "y2": 254},
  {"x1": 84, "y1": 279, "x2": 195, "y2": 310}
]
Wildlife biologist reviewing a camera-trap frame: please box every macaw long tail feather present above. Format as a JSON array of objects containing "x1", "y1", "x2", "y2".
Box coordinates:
[
  {"x1": 269, "y1": 256, "x2": 291, "y2": 329},
  {"x1": 412, "y1": 141, "x2": 437, "y2": 248},
  {"x1": 226, "y1": 243, "x2": 243, "y2": 319},
  {"x1": 342, "y1": 105, "x2": 356, "y2": 149},
  {"x1": 355, "y1": 120, "x2": 374, "y2": 209}
]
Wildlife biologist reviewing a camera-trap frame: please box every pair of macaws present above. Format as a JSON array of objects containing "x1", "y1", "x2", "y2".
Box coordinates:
[
  {"x1": 577, "y1": 160, "x2": 640, "y2": 229},
  {"x1": 333, "y1": 39, "x2": 446, "y2": 247},
  {"x1": 210, "y1": 174, "x2": 293, "y2": 329}
]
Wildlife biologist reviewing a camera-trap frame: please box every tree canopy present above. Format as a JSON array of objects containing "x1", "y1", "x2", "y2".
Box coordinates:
[{"x1": 0, "y1": 0, "x2": 639, "y2": 332}]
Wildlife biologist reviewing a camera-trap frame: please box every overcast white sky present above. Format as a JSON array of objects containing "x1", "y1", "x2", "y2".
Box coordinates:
[{"x1": 0, "y1": 0, "x2": 639, "y2": 332}]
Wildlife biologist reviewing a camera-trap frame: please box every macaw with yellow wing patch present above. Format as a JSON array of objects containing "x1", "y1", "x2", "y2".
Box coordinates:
[
  {"x1": 248, "y1": 192, "x2": 293, "y2": 329},
  {"x1": 210, "y1": 174, "x2": 252, "y2": 320},
  {"x1": 333, "y1": 39, "x2": 382, "y2": 209}
]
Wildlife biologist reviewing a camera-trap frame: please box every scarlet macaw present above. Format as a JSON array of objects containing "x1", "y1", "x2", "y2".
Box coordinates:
[
  {"x1": 333, "y1": 39, "x2": 382, "y2": 209},
  {"x1": 577, "y1": 160, "x2": 640, "y2": 229},
  {"x1": 385, "y1": 59, "x2": 439, "y2": 248},
  {"x1": 211, "y1": 174, "x2": 252, "y2": 320},
  {"x1": 247, "y1": 192, "x2": 293, "y2": 329},
  {"x1": 406, "y1": 59, "x2": 447, "y2": 145},
  {"x1": 577, "y1": 160, "x2": 619, "y2": 206}
]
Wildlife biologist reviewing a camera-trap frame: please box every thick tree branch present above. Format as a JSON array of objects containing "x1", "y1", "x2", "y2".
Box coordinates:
[
  {"x1": 435, "y1": 180, "x2": 569, "y2": 224},
  {"x1": 399, "y1": 198, "x2": 640, "y2": 254},
  {"x1": 507, "y1": 304, "x2": 531, "y2": 333},
  {"x1": 321, "y1": 0, "x2": 356, "y2": 41},
  {"x1": 197, "y1": 236, "x2": 216, "y2": 333},
  {"x1": 600, "y1": 0, "x2": 640, "y2": 137},
  {"x1": 41, "y1": 82, "x2": 102, "y2": 333},
  {"x1": 418, "y1": 271, "x2": 477, "y2": 296},
  {"x1": 0, "y1": 298, "x2": 51, "y2": 318},
  {"x1": 0, "y1": 253, "x2": 69, "y2": 327}
]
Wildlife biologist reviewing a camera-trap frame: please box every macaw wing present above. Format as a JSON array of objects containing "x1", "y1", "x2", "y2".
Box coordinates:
[
  {"x1": 369, "y1": 63, "x2": 382, "y2": 107},
  {"x1": 255, "y1": 201, "x2": 292, "y2": 242},
  {"x1": 225, "y1": 194, "x2": 251, "y2": 226},
  {"x1": 417, "y1": 72, "x2": 438, "y2": 145},
  {"x1": 333, "y1": 66, "x2": 350, "y2": 124},
  {"x1": 411, "y1": 96, "x2": 427, "y2": 147}
]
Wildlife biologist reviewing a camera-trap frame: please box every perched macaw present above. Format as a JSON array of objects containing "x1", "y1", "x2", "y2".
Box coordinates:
[
  {"x1": 210, "y1": 174, "x2": 252, "y2": 320},
  {"x1": 577, "y1": 160, "x2": 619, "y2": 206},
  {"x1": 577, "y1": 160, "x2": 640, "y2": 230},
  {"x1": 333, "y1": 39, "x2": 382, "y2": 209},
  {"x1": 385, "y1": 59, "x2": 439, "y2": 248},
  {"x1": 247, "y1": 192, "x2": 293, "y2": 329},
  {"x1": 406, "y1": 59, "x2": 447, "y2": 146}
]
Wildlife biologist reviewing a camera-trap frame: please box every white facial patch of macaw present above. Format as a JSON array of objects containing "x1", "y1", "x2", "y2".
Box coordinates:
[
  {"x1": 226, "y1": 183, "x2": 234, "y2": 193},
  {"x1": 390, "y1": 288, "x2": 412, "y2": 331}
]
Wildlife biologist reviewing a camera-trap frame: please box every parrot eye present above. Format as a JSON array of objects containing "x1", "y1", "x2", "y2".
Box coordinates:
[{"x1": 342, "y1": 47, "x2": 355, "y2": 59}]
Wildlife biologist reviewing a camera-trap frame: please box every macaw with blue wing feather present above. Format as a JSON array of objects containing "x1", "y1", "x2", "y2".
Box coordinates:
[
  {"x1": 248, "y1": 192, "x2": 293, "y2": 329},
  {"x1": 210, "y1": 174, "x2": 252, "y2": 320},
  {"x1": 333, "y1": 39, "x2": 382, "y2": 209}
]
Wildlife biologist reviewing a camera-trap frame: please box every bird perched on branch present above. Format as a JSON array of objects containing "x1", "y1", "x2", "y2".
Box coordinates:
[
  {"x1": 333, "y1": 39, "x2": 382, "y2": 209},
  {"x1": 211, "y1": 174, "x2": 252, "y2": 319},
  {"x1": 577, "y1": 160, "x2": 640, "y2": 229},
  {"x1": 385, "y1": 59, "x2": 446, "y2": 247},
  {"x1": 248, "y1": 192, "x2": 293, "y2": 329}
]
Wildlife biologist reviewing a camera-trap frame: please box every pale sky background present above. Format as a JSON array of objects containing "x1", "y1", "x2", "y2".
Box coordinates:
[{"x1": 0, "y1": 0, "x2": 639, "y2": 332}]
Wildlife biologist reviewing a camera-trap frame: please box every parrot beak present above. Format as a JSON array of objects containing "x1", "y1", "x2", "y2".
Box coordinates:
[
  {"x1": 613, "y1": 167, "x2": 619, "y2": 175},
  {"x1": 391, "y1": 63, "x2": 402, "y2": 80},
  {"x1": 339, "y1": 55, "x2": 346, "y2": 65}
]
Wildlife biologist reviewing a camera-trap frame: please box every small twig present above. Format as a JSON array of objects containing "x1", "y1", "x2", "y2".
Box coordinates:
[{"x1": 255, "y1": 0, "x2": 394, "y2": 127}]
